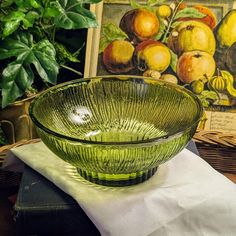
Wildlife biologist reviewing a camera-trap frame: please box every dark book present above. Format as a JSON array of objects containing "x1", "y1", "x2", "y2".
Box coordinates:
[
  {"x1": 14, "y1": 166, "x2": 100, "y2": 236},
  {"x1": 14, "y1": 141, "x2": 198, "y2": 236}
]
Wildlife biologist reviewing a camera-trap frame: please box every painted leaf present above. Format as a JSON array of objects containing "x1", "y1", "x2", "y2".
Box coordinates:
[
  {"x1": 154, "y1": 17, "x2": 166, "y2": 41},
  {"x1": 169, "y1": 49, "x2": 178, "y2": 73},
  {"x1": 197, "y1": 90, "x2": 218, "y2": 108},
  {"x1": 147, "y1": 0, "x2": 166, "y2": 7},
  {"x1": 171, "y1": 20, "x2": 182, "y2": 29},
  {"x1": 174, "y1": 7, "x2": 206, "y2": 20},
  {"x1": 99, "y1": 23, "x2": 128, "y2": 53},
  {"x1": 0, "y1": 32, "x2": 59, "y2": 108},
  {"x1": 52, "y1": 0, "x2": 99, "y2": 29},
  {"x1": 130, "y1": 0, "x2": 143, "y2": 9},
  {"x1": 103, "y1": 23, "x2": 127, "y2": 41},
  {"x1": 201, "y1": 90, "x2": 218, "y2": 100},
  {"x1": 99, "y1": 37, "x2": 110, "y2": 54}
]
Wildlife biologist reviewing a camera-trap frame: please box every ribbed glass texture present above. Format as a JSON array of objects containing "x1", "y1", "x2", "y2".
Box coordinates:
[{"x1": 30, "y1": 76, "x2": 203, "y2": 186}]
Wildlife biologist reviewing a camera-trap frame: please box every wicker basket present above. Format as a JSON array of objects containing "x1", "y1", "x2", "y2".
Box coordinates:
[
  {"x1": 0, "y1": 97, "x2": 38, "y2": 188},
  {"x1": 193, "y1": 130, "x2": 236, "y2": 174}
]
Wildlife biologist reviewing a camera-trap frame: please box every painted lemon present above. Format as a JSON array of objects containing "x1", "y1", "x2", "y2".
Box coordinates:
[{"x1": 216, "y1": 10, "x2": 236, "y2": 47}]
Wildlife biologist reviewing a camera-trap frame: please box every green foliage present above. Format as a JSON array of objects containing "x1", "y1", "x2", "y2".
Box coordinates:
[
  {"x1": 51, "y1": 0, "x2": 98, "y2": 29},
  {"x1": 0, "y1": 32, "x2": 59, "y2": 107},
  {"x1": 0, "y1": 0, "x2": 101, "y2": 108}
]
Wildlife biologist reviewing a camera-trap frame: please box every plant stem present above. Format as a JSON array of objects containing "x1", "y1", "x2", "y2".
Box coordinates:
[
  {"x1": 162, "y1": 0, "x2": 184, "y2": 43},
  {"x1": 51, "y1": 26, "x2": 56, "y2": 43},
  {"x1": 60, "y1": 64, "x2": 82, "y2": 76},
  {"x1": 0, "y1": 8, "x2": 7, "y2": 15}
]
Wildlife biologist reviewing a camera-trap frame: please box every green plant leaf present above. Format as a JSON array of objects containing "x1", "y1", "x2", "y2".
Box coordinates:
[
  {"x1": 174, "y1": 7, "x2": 206, "y2": 20},
  {"x1": 54, "y1": 42, "x2": 80, "y2": 63},
  {"x1": 99, "y1": 23, "x2": 128, "y2": 53},
  {"x1": 43, "y1": 6, "x2": 61, "y2": 18},
  {"x1": 22, "y1": 11, "x2": 40, "y2": 28},
  {"x1": 2, "y1": 11, "x2": 25, "y2": 38},
  {"x1": 1, "y1": 61, "x2": 34, "y2": 107},
  {"x1": 14, "y1": 0, "x2": 41, "y2": 8},
  {"x1": 1, "y1": 0, "x2": 14, "y2": 8},
  {"x1": 51, "y1": 0, "x2": 99, "y2": 29},
  {"x1": 29, "y1": 0, "x2": 41, "y2": 8},
  {"x1": 0, "y1": 32, "x2": 59, "y2": 108}
]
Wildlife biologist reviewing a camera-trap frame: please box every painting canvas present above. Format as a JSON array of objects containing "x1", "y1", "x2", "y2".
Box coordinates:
[{"x1": 85, "y1": 0, "x2": 236, "y2": 133}]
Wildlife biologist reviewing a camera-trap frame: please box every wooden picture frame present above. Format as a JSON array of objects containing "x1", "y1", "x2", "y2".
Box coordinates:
[{"x1": 84, "y1": 0, "x2": 236, "y2": 134}]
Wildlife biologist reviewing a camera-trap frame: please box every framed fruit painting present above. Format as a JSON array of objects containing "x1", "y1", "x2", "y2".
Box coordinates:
[{"x1": 84, "y1": 0, "x2": 236, "y2": 133}]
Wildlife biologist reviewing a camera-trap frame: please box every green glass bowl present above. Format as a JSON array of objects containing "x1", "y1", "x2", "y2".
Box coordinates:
[{"x1": 29, "y1": 75, "x2": 203, "y2": 186}]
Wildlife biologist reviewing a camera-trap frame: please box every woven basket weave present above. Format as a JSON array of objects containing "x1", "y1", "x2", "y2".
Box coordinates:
[
  {"x1": 0, "y1": 139, "x2": 41, "y2": 188},
  {"x1": 0, "y1": 96, "x2": 38, "y2": 188},
  {"x1": 193, "y1": 130, "x2": 236, "y2": 174}
]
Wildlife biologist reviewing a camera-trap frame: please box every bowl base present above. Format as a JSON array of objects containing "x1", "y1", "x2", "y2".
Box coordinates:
[{"x1": 76, "y1": 167, "x2": 158, "y2": 186}]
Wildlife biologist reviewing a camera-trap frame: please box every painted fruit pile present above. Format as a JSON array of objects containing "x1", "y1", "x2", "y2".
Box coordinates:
[{"x1": 99, "y1": 0, "x2": 236, "y2": 107}]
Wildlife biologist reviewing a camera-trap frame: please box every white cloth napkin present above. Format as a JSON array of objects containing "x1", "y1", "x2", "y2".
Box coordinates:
[{"x1": 8, "y1": 141, "x2": 236, "y2": 236}]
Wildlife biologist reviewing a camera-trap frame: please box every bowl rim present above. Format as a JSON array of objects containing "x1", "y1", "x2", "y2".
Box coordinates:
[{"x1": 29, "y1": 75, "x2": 203, "y2": 145}]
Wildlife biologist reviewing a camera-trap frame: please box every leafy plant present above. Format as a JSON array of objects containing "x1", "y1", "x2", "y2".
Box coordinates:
[{"x1": 0, "y1": 0, "x2": 101, "y2": 108}]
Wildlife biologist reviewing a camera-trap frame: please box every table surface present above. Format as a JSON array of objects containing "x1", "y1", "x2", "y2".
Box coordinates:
[{"x1": 1, "y1": 173, "x2": 236, "y2": 236}]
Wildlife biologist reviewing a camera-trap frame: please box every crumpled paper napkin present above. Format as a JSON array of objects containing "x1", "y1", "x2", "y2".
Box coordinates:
[{"x1": 8, "y1": 141, "x2": 236, "y2": 236}]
